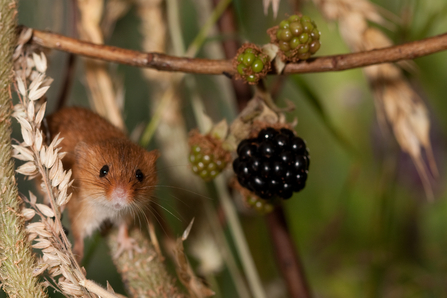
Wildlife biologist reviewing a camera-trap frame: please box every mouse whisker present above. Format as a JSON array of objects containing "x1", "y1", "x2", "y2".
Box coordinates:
[
  {"x1": 131, "y1": 201, "x2": 171, "y2": 237},
  {"x1": 147, "y1": 199, "x2": 183, "y2": 223},
  {"x1": 152, "y1": 184, "x2": 213, "y2": 201}
]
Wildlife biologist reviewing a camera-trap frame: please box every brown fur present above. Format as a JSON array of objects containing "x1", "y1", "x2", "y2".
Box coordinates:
[{"x1": 47, "y1": 107, "x2": 158, "y2": 261}]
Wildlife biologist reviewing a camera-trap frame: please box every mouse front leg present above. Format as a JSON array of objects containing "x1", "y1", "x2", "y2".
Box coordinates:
[
  {"x1": 67, "y1": 194, "x2": 86, "y2": 264},
  {"x1": 113, "y1": 222, "x2": 142, "y2": 259},
  {"x1": 70, "y1": 221, "x2": 85, "y2": 263}
]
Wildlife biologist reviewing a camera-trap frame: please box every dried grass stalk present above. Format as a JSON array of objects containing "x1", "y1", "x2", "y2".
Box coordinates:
[
  {"x1": 0, "y1": 3, "x2": 48, "y2": 297},
  {"x1": 262, "y1": 0, "x2": 280, "y2": 18},
  {"x1": 314, "y1": 0, "x2": 437, "y2": 199},
  {"x1": 173, "y1": 220, "x2": 215, "y2": 298},
  {"x1": 77, "y1": 0, "x2": 125, "y2": 131},
  {"x1": 11, "y1": 32, "x2": 110, "y2": 298},
  {"x1": 102, "y1": 0, "x2": 132, "y2": 39},
  {"x1": 137, "y1": 0, "x2": 170, "y2": 83}
]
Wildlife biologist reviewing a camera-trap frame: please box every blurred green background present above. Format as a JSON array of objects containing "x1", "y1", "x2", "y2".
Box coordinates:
[{"x1": 3, "y1": 0, "x2": 447, "y2": 297}]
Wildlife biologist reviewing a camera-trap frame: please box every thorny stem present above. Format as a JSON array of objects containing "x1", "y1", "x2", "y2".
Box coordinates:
[
  {"x1": 0, "y1": 1, "x2": 47, "y2": 297},
  {"x1": 266, "y1": 206, "x2": 312, "y2": 298},
  {"x1": 213, "y1": 0, "x2": 252, "y2": 110},
  {"x1": 28, "y1": 27, "x2": 447, "y2": 74}
]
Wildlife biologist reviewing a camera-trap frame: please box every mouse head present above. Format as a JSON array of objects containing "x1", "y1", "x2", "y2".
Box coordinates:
[{"x1": 74, "y1": 139, "x2": 159, "y2": 211}]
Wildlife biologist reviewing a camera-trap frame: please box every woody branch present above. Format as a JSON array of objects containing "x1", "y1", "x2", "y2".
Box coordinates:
[{"x1": 27, "y1": 26, "x2": 447, "y2": 75}]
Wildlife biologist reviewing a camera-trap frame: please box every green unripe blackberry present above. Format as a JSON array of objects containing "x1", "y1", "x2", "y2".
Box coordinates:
[
  {"x1": 189, "y1": 145, "x2": 227, "y2": 181},
  {"x1": 268, "y1": 14, "x2": 321, "y2": 62},
  {"x1": 188, "y1": 130, "x2": 231, "y2": 182},
  {"x1": 233, "y1": 43, "x2": 271, "y2": 85},
  {"x1": 246, "y1": 195, "x2": 274, "y2": 215}
]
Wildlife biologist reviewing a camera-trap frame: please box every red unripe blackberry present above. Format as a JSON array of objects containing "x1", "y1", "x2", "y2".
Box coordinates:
[
  {"x1": 233, "y1": 127, "x2": 309, "y2": 200},
  {"x1": 268, "y1": 14, "x2": 321, "y2": 62}
]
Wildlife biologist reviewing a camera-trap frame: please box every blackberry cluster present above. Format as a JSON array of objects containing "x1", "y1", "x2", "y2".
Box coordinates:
[
  {"x1": 233, "y1": 127, "x2": 309, "y2": 200},
  {"x1": 234, "y1": 45, "x2": 270, "y2": 84},
  {"x1": 270, "y1": 15, "x2": 321, "y2": 61},
  {"x1": 189, "y1": 145, "x2": 227, "y2": 181}
]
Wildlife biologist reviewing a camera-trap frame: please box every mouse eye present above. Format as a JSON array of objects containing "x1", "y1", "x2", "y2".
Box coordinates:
[
  {"x1": 99, "y1": 165, "x2": 109, "y2": 177},
  {"x1": 135, "y1": 169, "x2": 144, "y2": 182}
]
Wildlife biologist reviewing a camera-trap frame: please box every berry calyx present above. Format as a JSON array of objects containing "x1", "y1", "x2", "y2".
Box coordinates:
[
  {"x1": 267, "y1": 14, "x2": 321, "y2": 62},
  {"x1": 233, "y1": 43, "x2": 271, "y2": 85},
  {"x1": 233, "y1": 127, "x2": 309, "y2": 200}
]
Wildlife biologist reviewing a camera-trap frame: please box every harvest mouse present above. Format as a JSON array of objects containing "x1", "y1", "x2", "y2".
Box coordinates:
[{"x1": 46, "y1": 107, "x2": 159, "y2": 262}]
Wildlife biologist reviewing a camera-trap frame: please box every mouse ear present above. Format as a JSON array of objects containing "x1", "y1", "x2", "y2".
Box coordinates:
[
  {"x1": 145, "y1": 149, "x2": 159, "y2": 163},
  {"x1": 74, "y1": 142, "x2": 89, "y2": 163}
]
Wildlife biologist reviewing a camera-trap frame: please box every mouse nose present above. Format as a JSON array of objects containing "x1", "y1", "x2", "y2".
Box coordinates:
[{"x1": 110, "y1": 186, "x2": 129, "y2": 209}]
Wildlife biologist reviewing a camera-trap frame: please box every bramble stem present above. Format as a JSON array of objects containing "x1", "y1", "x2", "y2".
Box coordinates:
[
  {"x1": 266, "y1": 206, "x2": 312, "y2": 298},
  {"x1": 29, "y1": 27, "x2": 447, "y2": 74}
]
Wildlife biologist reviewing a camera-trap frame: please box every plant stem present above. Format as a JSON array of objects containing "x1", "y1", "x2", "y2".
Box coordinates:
[
  {"x1": 214, "y1": 176, "x2": 267, "y2": 298},
  {"x1": 185, "y1": 0, "x2": 232, "y2": 57},
  {"x1": 108, "y1": 228, "x2": 184, "y2": 298},
  {"x1": 266, "y1": 206, "x2": 312, "y2": 298},
  {"x1": 29, "y1": 27, "x2": 447, "y2": 74},
  {"x1": 139, "y1": 76, "x2": 180, "y2": 147},
  {"x1": 213, "y1": 0, "x2": 252, "y2": 110},
  {"x1": 0, "y1": 1, "x2": 47, "y2": 297}
]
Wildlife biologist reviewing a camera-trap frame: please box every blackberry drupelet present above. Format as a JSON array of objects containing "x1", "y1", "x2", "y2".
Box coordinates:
[{"x1": 233, "y1": 127, "x2": 309, "y2": 200}]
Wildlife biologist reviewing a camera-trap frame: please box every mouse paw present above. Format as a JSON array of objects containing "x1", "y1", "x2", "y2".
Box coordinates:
[{"x1": 113, "y1": 234, "x2": 142, "y2": 259}]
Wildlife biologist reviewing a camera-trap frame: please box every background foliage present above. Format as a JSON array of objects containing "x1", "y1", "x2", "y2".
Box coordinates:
[{"x1": 3, "y1": 0, "x2": 447, "y2": 297}]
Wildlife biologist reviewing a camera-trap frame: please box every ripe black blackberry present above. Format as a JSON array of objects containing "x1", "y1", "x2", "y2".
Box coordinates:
[{"x1": 233, "y1": 127, "x2": 309, "y2": 200}]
